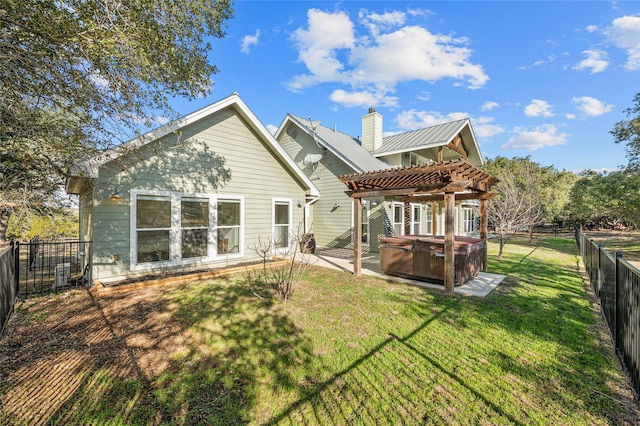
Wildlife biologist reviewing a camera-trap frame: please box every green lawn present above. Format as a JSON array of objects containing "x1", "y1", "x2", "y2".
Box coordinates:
[{"x1": 1, "y1": 237, "x2": 636, "y2": 425}]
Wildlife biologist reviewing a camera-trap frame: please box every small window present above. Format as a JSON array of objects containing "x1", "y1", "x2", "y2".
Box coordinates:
[
  {"x1": 425, "y1": 205, "x2": 434, "y2": 235},
  {"x1": 218, "y1": 199, "x2": 241, "y2": 254},
  {"x1": 274, "y1": 200, "x2": 291, "y2": 248},
  {"x1": 411, "y1": 204, "x2": 421, "y2": 235},
  {"x1": 392, "y1": 203, "x2": 404, "y2": 236}
]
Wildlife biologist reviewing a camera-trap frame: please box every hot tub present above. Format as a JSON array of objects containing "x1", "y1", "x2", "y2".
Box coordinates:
[{"x1": 379, "y1": 235, "x2": 485, "y2": 285}]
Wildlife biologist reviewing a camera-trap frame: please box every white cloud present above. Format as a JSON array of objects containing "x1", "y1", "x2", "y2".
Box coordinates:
[
  {"x1": 240, "y1": 30, "x2": 261, "y2": 54},
  {"x1": 329, "y1": 89, "x2": 398, "y2": 107},
  {"x1": 566, "y1": 113, "x2": 577, "y2": 120},
  {"x1": 502, "y1": 124, "x2": 569, "y2": 151},
  {"x1": 573, "y1": 49, "x2": 609, "y2": 73},
  {"x1": 586, "y1": 25, "x2": 599, "y2": 33},
  {"x1": 481, "y1": 101, "x2": 499, "y2": 111},
  {"x1": 572, "y1": 96, "x2": 614, "y2": 116},
  {"x1": 288, "y1": 9, "x2": 355, "y2": 91},
  {"x1": 358, "y1": 9, "x2": 406, "y2": 37},
  {"x1": 524, "y1": 99, "x2": 554, "y2": 117},
  {"x1": 288, "y1": 8, "x2": 489, "y2": 103},
  {"x1": 266, "y1": 124, "x2": 278, "y2": 135},
  {"x1": 394, "y1": 109, "x2": 469, "y2": 130},
  {"x1": 472, "y1": 116, "x2": 505, "y2": 138},
  {"x1": 605, "y1": 15, "x2": 640, "y2": 70}
]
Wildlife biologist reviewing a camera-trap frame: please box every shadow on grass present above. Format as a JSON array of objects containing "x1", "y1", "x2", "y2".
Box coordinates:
[{"x1": 140, "y1": 276, "x2": 316, "y2": 424}]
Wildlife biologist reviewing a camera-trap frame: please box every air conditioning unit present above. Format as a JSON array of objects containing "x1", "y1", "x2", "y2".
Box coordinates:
[{"x1": 54, "y1": 263, "x2": 71, "y2": 290}]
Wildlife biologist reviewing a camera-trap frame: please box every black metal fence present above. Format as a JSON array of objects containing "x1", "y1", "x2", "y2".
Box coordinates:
[
  {"x1": 14, "y1": 239, "x2": 92, "y2": 299},
  {"x1": 0, "y1": 242, "x2": 18, "y2": 336},
  {"x1": 575, "y1": 226, "x2": 640, "y2": 397}
]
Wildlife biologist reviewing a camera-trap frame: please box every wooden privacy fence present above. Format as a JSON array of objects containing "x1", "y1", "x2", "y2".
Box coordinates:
[
  {"x1": 0, "y1": 242, "x2": 18, "y2": 336},
  {"x1": 575, "y1": 226, "x2": 640, "y2": 397}
]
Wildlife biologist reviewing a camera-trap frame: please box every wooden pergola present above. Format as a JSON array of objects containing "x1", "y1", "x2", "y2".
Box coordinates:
[{"x1": 339, "y1": 159, "x2": 499, "y2": 294}]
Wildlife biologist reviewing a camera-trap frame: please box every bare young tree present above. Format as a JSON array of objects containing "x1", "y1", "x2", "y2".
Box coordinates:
[
  {"x1": 244, "y1": 224, "x2": 315, "y2": 302},
  {"x1": 488, "y1": 166, "x2": 544, "y2": 259}
]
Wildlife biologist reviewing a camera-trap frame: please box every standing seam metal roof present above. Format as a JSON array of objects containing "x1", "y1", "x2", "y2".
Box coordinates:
[
  {"x1": 375, "y1": 118, "x2": 469, "y2": 155},
  {"x1": 287, "y1": 114, "x2": 391, "y2": 173}
]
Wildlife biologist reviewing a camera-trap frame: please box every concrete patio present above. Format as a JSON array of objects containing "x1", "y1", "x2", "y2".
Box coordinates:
[{"x1": 309, "y1": 248, "x2": 505, "y2": 297}]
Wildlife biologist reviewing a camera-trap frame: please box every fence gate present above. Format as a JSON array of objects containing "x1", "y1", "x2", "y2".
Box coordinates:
[{"x1": 14, "y1": 239, "x2": 92, "y2": 298}]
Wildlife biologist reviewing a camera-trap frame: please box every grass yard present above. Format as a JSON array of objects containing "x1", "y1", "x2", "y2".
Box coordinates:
[{"x1": 1, "y1": 237, "x2": 639, "y2": 425}]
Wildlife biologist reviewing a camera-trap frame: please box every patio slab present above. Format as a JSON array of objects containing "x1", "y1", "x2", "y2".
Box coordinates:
[{"x1": 309, "y1": 249, "x2": 505, "y2": 297}]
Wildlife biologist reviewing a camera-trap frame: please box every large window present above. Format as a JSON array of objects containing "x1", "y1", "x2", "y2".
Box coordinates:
[
  {"x1": 132, "y1": 191, "x2": 243, "y2": 268},
  {"x1": 136, "y1": 195, "x2": 171, "y2": 263},
  {"x1": 273, "y1": 200, "x2": 291, "y2": 249},
  {"x1": 181, "y1": 197, "x2": 209, "y2": 259}
]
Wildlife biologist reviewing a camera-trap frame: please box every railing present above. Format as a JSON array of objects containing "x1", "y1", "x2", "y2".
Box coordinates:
[
  {"x1": 15, "y1": 239, "x2": 92, "y2": 298},
  {"x1": 0, "y1": 242, "x2": 18, "y2": 336},
  {"x1": 575, "y1": 226, "x2": 640, "y2": 397}
]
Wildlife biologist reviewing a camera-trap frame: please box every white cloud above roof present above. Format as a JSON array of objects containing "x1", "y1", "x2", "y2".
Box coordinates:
[
  {"x1": 502, "y1": 124, "x2": 569, "y2": 151},
  {"x1": 573, "y1": 49, "x2": 609, "y2": 73},
  {"x1": 288, "y1": 8, "x2": 489, "y2": 104},
  {"x1": 394, "y1": 109, "x2": 468, "y2": 130},
  {"x1": 572, "y1": 96, "x2": 614, "y2": 116},
  {"x1": 605, "y1": 15, "x2": 640, "y2": 70},
  {"x1": 481, "y1": 101, "x2": 499, "y2": 111},
  {"x1": 241, "y1": 30, "x2": 261, "y2": 54},
  {"x1": 329, "y1": 89, "x2": 398, "y2": 107},
  {"x1": 524, "y1": 99, "x2": 555, "y2": 117}
]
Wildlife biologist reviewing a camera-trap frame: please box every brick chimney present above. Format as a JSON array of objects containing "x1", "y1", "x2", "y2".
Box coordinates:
[{"x1": 361, "y1": 107, "x2": 382, "y2": 152}]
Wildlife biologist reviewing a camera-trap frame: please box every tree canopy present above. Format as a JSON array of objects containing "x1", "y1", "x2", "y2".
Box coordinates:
[
  {"x1": 0, "y1": 0, "x2": 234, "y2": 240},
  {"x1": 611, "y1": 92, "x2": 640, "y2": 170}
]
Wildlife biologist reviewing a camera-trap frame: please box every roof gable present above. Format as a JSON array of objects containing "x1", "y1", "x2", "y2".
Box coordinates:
[
  {"x1": 67, "y1": 93, "x2": 319, "y2": 197},
  {"x1": 375, "y1": 118, "x2": 483, "y2": 165},
  {"x1": 276, "y1": 114, "x2": 390, "y2": 173}
]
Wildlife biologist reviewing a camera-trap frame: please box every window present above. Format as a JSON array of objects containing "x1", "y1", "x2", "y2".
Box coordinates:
[
  {"x1": 136, "y1": 195, "x2": 171, "y2": 263},
  {"x1": 218, "y1": 199, "x2": 241, "y2": 254},
  {"x1": 411, "y1": 204, "x2": 421, "y2": 235},
  {"x1": 274, "y1": 200, "x2": 291, "y2": 249},
  {"x1": 360, "y1": 200, "x2": 370, "y2": 244},
  {"x1": 181, "y1": 197, "x2": 209, "y2": 259},
  {"x1": 463, "y1": 206, "x2": 479, "y2": 233},
  {"x1": 392, "y1": 203, "x2": 404, "y2": 236},
  {"x1": 425, "y1": 205, "x2": 434, "y2": 235},
  {"x1": 131, "y1": 190, "x2": 243, "y2": 268}
]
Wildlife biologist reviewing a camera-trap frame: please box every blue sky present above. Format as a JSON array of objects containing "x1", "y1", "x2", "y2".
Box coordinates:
[{"x1": 169, "y1": 1, "x2": 640, "y2": 173}]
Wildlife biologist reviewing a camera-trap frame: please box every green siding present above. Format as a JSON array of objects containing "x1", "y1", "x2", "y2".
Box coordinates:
[{"x1": 91, "y1": 107, "x2": 308, "y2": 282}]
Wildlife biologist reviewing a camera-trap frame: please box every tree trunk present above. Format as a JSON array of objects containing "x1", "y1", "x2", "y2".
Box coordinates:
[
  {"x1": 528, "y1": 224, "x2": 534, "y2": 244},
  {"x1": 0, "y1": 208, "x2": 10, "y2": 242},
  {"x1": 498, "y1": 234, "x2": 505, "y2": 260}
]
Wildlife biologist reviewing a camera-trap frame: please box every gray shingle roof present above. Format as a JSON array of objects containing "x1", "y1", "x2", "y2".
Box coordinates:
[
  {"x1": 376, "y1": 118, "x2": 470, "y2": 155},
  {"x1": 288, "y1": 114, "x2": 391, "y2": 173}
]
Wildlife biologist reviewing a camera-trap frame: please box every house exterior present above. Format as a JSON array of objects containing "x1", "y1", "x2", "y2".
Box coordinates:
[
  {"x1": 274, "y1": 108, "x2": 484, "y2": 253},
  {"x1": 66, "y1": 93, "x2": 319, "y2": 284}
]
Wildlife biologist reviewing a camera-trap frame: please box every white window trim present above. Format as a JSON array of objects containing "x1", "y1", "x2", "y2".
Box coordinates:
[
  {"x1": 130, "y1": 189, "x2": 244, "y2": 272},
  {"x1": 392, "y1": 202, "x2": 404, "y2": 236},
  {"x1": 411, "y1": 203, "x2": 422, "y2": 235},
  {"x1": 272, "y1": 198, "x2": 293, "y2": 254},
  {"x1": 425, "y1": 205, "x2": 434, "y2": 236}
]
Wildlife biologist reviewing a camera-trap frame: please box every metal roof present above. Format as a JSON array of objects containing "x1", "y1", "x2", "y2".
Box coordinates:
[
  {"x1": 375, "y1": 118, "x2": 470, "y2": 155},
  {"x1": 287, "y1": 114, "x2": 391, "y2": 173}
]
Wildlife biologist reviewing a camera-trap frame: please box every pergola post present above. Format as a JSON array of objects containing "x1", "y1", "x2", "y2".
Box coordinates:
[
  {"x1": 480, "y1": 198, "x2": 488, "y2": 272},
  {"x1": 353, "y1": 197, "x2": 362, "y2": 276},
  {"x1": 444, "y1": 192, "x2": 455, "y2": 294}
]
